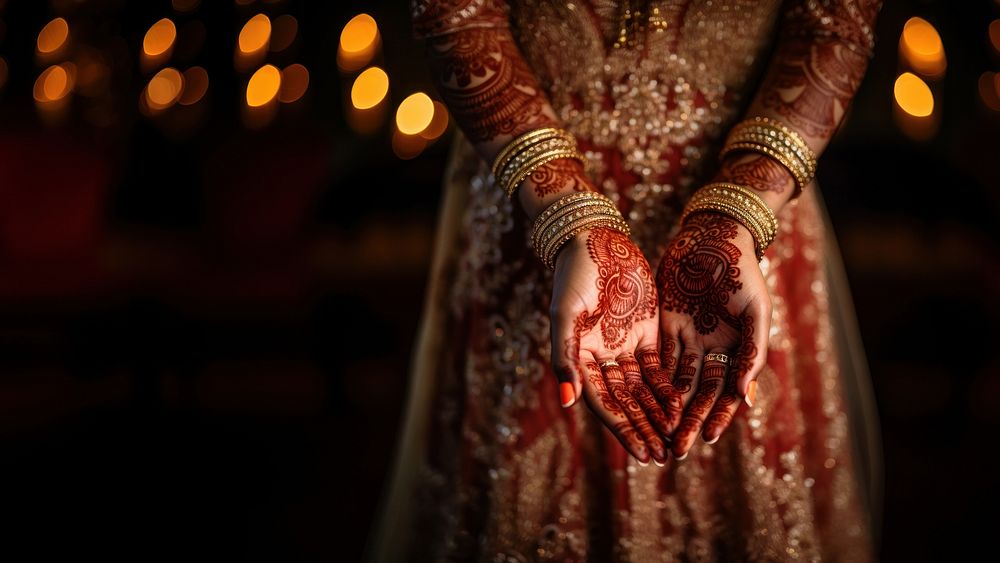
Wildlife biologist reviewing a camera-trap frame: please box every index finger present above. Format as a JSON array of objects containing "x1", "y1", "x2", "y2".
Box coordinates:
[{"x1": 581, "y1": 360, "x2": 651, "y2": 464}]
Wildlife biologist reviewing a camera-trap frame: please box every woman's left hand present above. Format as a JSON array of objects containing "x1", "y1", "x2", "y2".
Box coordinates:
[{"x1": 653, "y1": 210, "x2": 772, "y2": 459}]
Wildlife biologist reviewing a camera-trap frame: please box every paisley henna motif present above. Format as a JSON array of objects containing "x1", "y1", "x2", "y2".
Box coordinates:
[
  {"x1": 657, "y1": 213, "x2": 743, "y2": 335},
  {"x1": 587, "y1": 228, "x2": 658, "y2": 350}
]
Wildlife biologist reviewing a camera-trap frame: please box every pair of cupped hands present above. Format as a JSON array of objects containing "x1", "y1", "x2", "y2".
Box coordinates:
[{"x1": 548, "y1": 208, "x2": 772, "y2": 465}]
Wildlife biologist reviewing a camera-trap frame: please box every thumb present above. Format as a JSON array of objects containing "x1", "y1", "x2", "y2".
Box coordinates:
[
  {"x1": 551, "y1": 310, "x2": 586, "y2": 408},
  {"x1": 736, "y1": 301, "x2": 771, "y2": 407}
]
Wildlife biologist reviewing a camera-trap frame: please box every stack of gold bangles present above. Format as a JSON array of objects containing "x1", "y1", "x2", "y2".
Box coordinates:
[
  {"x1": 682, "y1": 182, "x2": 778, "y2": 261},
  {"x1": 530, "y1": 191, "x2": 630, "y2": 270},
  {"x1": 491, "y1": 127, "x2": 586, "y2": 199},
  {"x1": 719, "y1": 116, "x2": 817, "y2": 198}
]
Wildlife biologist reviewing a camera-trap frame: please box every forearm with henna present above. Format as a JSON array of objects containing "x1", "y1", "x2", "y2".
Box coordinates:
[
  {"x1": 713, "y1": 0, "x2": 882, "y2": 212},
  {"x1": 416, "y1": 2, "x2": 593, "y2": 219}
]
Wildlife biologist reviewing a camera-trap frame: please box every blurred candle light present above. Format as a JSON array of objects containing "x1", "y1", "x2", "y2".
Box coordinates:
[
  {"x1": 990, "y1": 20, "x2": 1000, "y2": 55},
  {"x1": 34, "y1": 63, "x2": 75, "y2": 122},
  {"x1": 172, "y1": 0, "x2": 201, "y2": 13},
  {"x1": 978, "y1": 72, "x2": 1000, "y2": 112},
  {"x1": 142, "y1": 18, "x2": 177, "y2": 71},
  {"x1": 899, "y1": 17, "x2": 946, "y2": 79},
  {"x1": 247, "y1": 64, "x2": 281, "y2": 107},
  {"x1": 145, "y1": 67, "x2": 184, "y2": 111},
  {"x1": 179, "y1": 66, "x2": 209, "y2": 105},
  {"x1": 351, "y1": 66, "x2": 388, "y2": 109},
  {"x1": 893, "y1": 72, "x2": 937, "y2": 140},
  {"x1": 338, "y1": 14, "x2": 379, "y2": 72},
  {"x1": 236, "y1": 14, "x2": 271, "y2": 70},
  {"x1": 271, "y1": 14, "x2": 298, "y2": 52},
  {"x1": 419, "y1": 101, "x2": 450, "y2": 141},
  {"x1": 894, "y1": 72, "x2": 933, "y2": 117},
  {"x1": 37, "y1": 17, "x2": 69, "y2": 61},
  {"x1": 279, "y1": 63, "x2": 309, "y2": 103},
  {"x1": 396, "y1": 92, "x2": 434, "y2": 135},
  {"x1": 239, "y1": 14, "x2": 271, "y2": 54},
  {"x1": 392, "y1": 128, "x2": 428, "y2": 160}
]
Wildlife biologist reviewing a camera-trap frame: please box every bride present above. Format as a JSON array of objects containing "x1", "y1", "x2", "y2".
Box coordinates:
[{"x1": 372, "y1": 1, "x2": 883, "y2": 560}]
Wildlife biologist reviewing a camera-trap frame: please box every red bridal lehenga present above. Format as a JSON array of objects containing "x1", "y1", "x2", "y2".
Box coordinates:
[{"x1": 372, "y1": 1, "x2": 882, "y2": 561}]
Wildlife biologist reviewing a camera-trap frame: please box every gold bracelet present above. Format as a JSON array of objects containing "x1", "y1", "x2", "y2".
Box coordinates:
[
  {"x1": 531, "y1": 191, "x2": 620, "y2": 247},
  {"x1": 541, "y1": 216, "x2": 630, "y2": 270},
  {"x1": 531, "y1": 197, "x2": 618, "y2": 250},
  {"x1": 729, "y1": 116, "x2": 815, "y2": 172},
  {"x1": 504, "y1": 149, "x2": 585, "y2": 200},
  {"x1": 531, "y1": 192, "x2": 629, "y2": 269},
  {"x1": 491, "y1": 127, "x2": 573, "y2": 178},
  {"x1": 682, "y1": 182, "x2": 778, "y2": 260},
  {"x1": 701, "y1": 183, "x2": 778, "y2": 239},
  {"x1": 720, "y1": 142, "x2": 811, "y2": 197},
  {"x1": 683, "y1": 186, "x2": 776, "y2": 260},
  {"x1": 689, "y1": 182, "x2": 778, "y2": 235},
  {"x1": 731, "y1": 127, "x2": 815, "y2": 174},
  {"x1": 496, "y1": 137, "x2": 574, "y2": 194},
  {"x1": 721, "y1": 116, "x2": 817, "y2": 198}
]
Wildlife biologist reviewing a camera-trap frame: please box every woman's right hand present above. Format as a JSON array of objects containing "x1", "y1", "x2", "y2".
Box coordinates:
[{"x1": 549, "y1": 226, "x2": 674, "y2": 465}]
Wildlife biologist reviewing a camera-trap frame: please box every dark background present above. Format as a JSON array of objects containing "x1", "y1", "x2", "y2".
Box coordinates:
[{"x1": 0, "y1": 0, "x2": 996, "y2": 561}]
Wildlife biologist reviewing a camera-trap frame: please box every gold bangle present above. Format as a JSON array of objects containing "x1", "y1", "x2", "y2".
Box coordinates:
[
  {"x1": 531, "y1": 192, "x2": 629, "y2": 269},
  {"x1": 504, "y1": 149, "x2": 585, "y2": 200},
  {"x1": 720, "y1": 142, "x2": 811, "y2": 197},
  {"x1": 531, "y1": 198, "x2": 618, "y2": 250},
  {"x1": 496, "y1": 137, "x2": 574, "y2": 193},
  {"x1": 542, "y1": 216, "x2": 630, "y2": 269},
  {"x1": 722, "y1": 116, "x2": 817, "y2": 198},
  {"x1": 491, "y1": 127, "x2": 573, "y2": 178},
  {"x1": 682, "y1": 182, "x2": 778, "y2": 260}
]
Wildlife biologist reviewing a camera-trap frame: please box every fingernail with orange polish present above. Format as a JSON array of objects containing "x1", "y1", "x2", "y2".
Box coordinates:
[
  {"x1": 705, "y1": 435, "x2": 720, "y2": 445},
  {"x1": 676, "y1": 451, "x2": 688, "y2": 461},
  {"x1": 559, "y1": 382, "x2": 575, "y2": 408},
  {"x1": 745, "y1": 380, "x2": 758, "y2": 407}
]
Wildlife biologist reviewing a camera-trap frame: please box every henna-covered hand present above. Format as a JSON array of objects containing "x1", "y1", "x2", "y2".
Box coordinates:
[
  {"x1": 550, "y1": 226, "x2": 673, "y2": 465},
  {"x1": 654, "y1": 211, "x2": 771, "y2": 459}
]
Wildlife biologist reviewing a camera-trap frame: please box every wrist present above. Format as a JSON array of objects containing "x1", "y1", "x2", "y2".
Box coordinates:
[
  {"x1": 712, "y1": 152, "x2": 794, "y2": 213},
  {"x1": 516, "y1": 157, "x2": 596, "y2": 221}
]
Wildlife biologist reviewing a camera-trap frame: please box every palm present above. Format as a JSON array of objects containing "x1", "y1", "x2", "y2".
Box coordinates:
[
  {"x1": 654, "y1": 211, "x2": 771, "y2": 459},
  {"x1": 549, "y1": 227, "x2": 673, "y2": 465}
]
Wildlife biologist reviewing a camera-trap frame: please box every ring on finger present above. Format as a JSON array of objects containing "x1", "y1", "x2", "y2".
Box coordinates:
[
  {"x1": 599, "y1": 359, "x2": 620, "y2": 368},
  {"x1": 704, "y1": 353, "x2": 730, "y2": 364}
]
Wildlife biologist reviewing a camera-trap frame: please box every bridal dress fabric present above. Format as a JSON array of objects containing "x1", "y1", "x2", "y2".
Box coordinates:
[{"x1": 371, "y1": 1, "x2": 883, "y2": 561}]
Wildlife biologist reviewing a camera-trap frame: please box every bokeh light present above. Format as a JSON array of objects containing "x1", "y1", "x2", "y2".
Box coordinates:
[
  {"x1": 0, "y1": 57, "x2": 7, "y2": 91},
  {"x1": 179, "y1": 66, "x2": 209, "y2": 106},
  {"x1": 419, "y1": 101, "x2": 450, "y2": 141},
  {"x1": 978, "y1": 72, "x2": 1000, "y2": 112},
  {"x1": 271, "y1": 15, "x2": 298, "y2": 52},
  {"x1": 247, "y1": 64, "x2": 281, "y2": 107},
  {"x1": 279, "y1": 64, "x2": 309, "y2": 104},
  {"x1": 392, "y1": 128, "x2": 428, "y2": 160},
  {"x1": 146, "y1": 67, "x2": 184, "y2": 110},
  {"x1": 340, "y1": 14, "x2": 377, "y2": 53},
  {"x1": 990, "y1": 20, "x2": 1000, "y2": 55},
  {"x1": 143, "y1": 18, "x2": 177, "y2": 57},
  {"x1": 172, "y1": 0, "x2": 201, "y2": 13},
  {"x1": 899, "y1": 17, "x2": 946, "y2": 79},
  {"x1": 239, "y1": 14, "x2": 271, "y2": 54},
  {"x1": 893, "y1": 72, "x2": 934, "y2": 117},
  {"x1": 351, "y1": 67, "x2": 389, "y2": 110},
  {"x1": 396, "y1": 93, "x2": 434, "y2": 135},
  {"x1": 37, "y1": 17, "x2": 69, "y2": 56},
  {"x1": 34, "y1": 64, "x2": 74, "y2": 102},
  {"x1": 338, "y1": 14, "x2": 380, "y2": 72}
]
